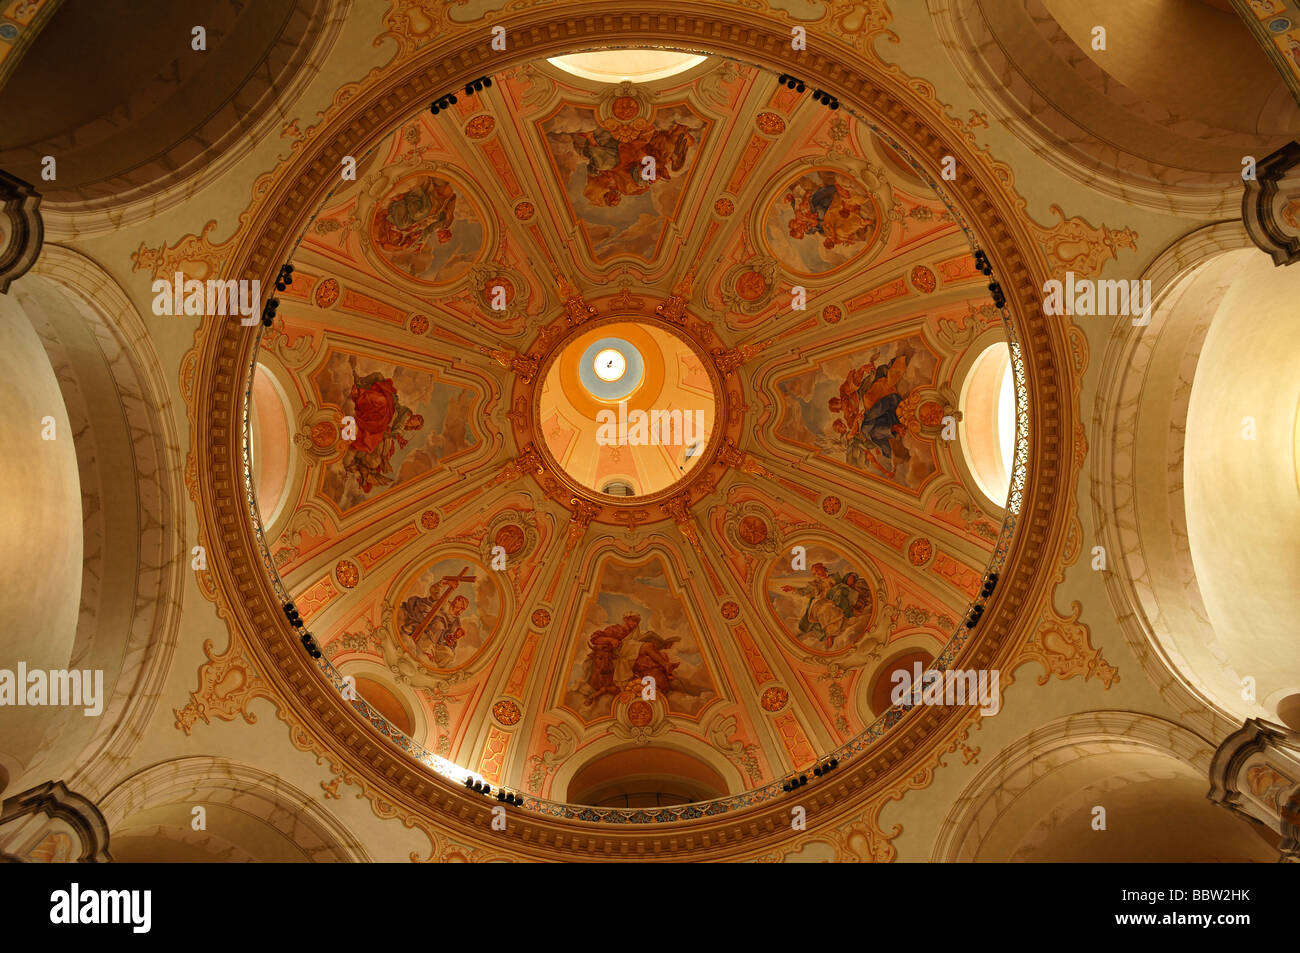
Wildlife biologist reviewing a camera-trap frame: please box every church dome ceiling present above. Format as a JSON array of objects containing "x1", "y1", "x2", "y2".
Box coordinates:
[{"x1": 246, "y1": 53, "x2": 1020, "y2": 812}]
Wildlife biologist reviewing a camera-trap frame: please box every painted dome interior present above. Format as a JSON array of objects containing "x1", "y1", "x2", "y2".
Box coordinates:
[{"x1": 249, "y1": 52, "x2": 1013, "y2": 803}]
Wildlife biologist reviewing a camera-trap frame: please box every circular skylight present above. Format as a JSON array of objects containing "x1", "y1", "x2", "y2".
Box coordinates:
[
  {"x1": 577, "y1": 337, "x2": 644, "y2": 402},
  {"x1": 594, "y1": 347, "x2": 627, "y2": 382}
]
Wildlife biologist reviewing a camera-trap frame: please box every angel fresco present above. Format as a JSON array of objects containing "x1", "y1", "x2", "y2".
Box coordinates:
[
  {"x1": 342, "y1": 355, "x2": 424, "y2": 494},
  {"x1": 372, "y1": 174, "x2": 457, "y2": 254},
  {"x1": 785, "y1": 170, "x2": 876, "y2": 251},
  {"x1": 369, "y1": 173, "x2": 485, "y2": 282},
  {"x1": 780, "y1": 562, "x2": 873, "y2": 652},
  {"x1": 828, "y1": 352, "x2": 912, "y2": 477},
  {"x1": 556, "y1": 120, "x2": 697, "y2": 208}
]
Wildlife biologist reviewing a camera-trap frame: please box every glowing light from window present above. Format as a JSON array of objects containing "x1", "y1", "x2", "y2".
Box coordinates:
[
  {"x1": 960, "y1": 343, "x2": 1016, "y2": 508},
  {"x1": 997, "y1": 356, "x2": 1015, "y2": 480},
  {"x1": 547, "y1": 50, "x2": 708, "y2": 83},
  {"x1": 594, "y1": 348, "x2": 627, "y2": 382}
]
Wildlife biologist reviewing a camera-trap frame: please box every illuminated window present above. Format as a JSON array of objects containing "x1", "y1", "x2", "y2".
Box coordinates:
[
  {"x1": 249, "y1": 365, "x2": 294, "y2": 526},
  {"x1": 593, "y1": 347, "x2": 627, "y2": 383},
  {"x1": 960, "y1": 343, "x2": 1016, "y2": 507},
  {"x1": 547, "y1": 50, "x2": 708, "y2": 84}
]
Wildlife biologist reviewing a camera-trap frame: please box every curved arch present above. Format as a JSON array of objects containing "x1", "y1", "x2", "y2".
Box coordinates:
[
  {"x1": 957, "y1": 336, "x2": 1015, "y2": 510},
  {"x1": 4, "y1": 0, "x2": 347, "y2": 232},
  {"x1": 4, "y1": 244, "x2": 186, "y2": 800},
  {"x1": 338, "y1": 660, "x2": 429, "y2": 742},
  {"x1": 0, "y1": 279, "x2": 81, "y2": 791},
  {"x1": 550, "y1": 729, "x2": 747, "y2": 802},
  {"x1": 1091, "y1": 221, "x2": 1298, "y2": 739},
  {"x1": 860, "y1": 638, "x2": 940, "y2": 719},
  {"x1": 99, "y1": 756, "x2": 371, "y2": 862},
  {"x1": 932, "y1": 711, "x2": 1274, "y2": 862},
  {"x1": 929, "y1": 0, "x2": 1300, "y2": 217}
]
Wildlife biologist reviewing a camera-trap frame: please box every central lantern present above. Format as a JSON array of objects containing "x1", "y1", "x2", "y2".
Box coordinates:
[{"x1": 539, "y1": 317, "x2": 719, "y2": 498}]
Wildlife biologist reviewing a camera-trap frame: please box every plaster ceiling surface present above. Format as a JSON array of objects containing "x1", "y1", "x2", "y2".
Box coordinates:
[{"x1": 249, "y1": 55, "x2": 1012, "y2": 803}]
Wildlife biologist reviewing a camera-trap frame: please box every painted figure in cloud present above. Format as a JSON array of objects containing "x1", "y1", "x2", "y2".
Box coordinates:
[
  {"x1": 372, "y1": 174, "x2": 458, "y2": 254},
  {"x1": 781, "y1": 562, "x2": 872, "y2": 651},
  {"x1": 560, "y1": 121, "x2": 696, "y2": 208},
  {"x1": 828, "y1": 352, "x2": 911, "y2": 476},
  {"x1": 400, "y1": 587, "x2": 470, "y2": 667},
  {"x1": 632, "y1": 632, "x2": 681, "y2": 695},
  {"x1": 785, "y1": 171, "x2": 876, "y2": 250},
  {"x1": 582, "y1": 612, "x2": 641, "y2": 701},
  {"x1": 342, "y1": 356, "x2": 424, "y2": 494}
]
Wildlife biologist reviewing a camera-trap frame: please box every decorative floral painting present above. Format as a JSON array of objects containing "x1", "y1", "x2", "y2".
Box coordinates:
[
  {"x1": 563, "y1": 557, "x2": 715, "y2": 719},
  {"x1": 368, "y1": 171, "x2": 485, "y2": 284},
  {"x1": 762, "y1": 168, "x2": 881, "y2": 275},
  {"x1": 313, "y1": 350, "x2": 479, "y2": 512},
  {"x1": 766, "y1": 545, "x2": 875, "y2": 655},
  {"x1": 395, "y1": 557, "x2": 501, "y2": 671},
  {"x1": 775, "y1": 335, "x2": 938, "y2": 491}
]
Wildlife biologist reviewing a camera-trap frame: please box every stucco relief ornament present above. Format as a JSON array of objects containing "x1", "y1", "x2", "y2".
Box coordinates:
[
  {"x1": 1030, "y1": 204, "x2": 1138, "y2": 280},
  {"x1": 481, "y1": 509, "x2": 540, "y2": 566},
  {"x1": 610, "y1": 696, "x2": 669, "y2": 745},
  {"x1": 1022, "y1": 601, "x2": 1119, "y2": 688},
  {"x1": 173, "y1": 640, "x2": 268, "y2": 734},
  {"x1": 708, "y1": 713, "x2": 762, "y2": 783},
  {"x1": 259, "y1": 318, "x2": 315, "y2": 367},
  {"x1": 655, "y1": 268, "x2": 696, "y2": 325},
  {"x1": 565, "y1": 497, "x2": 601, "y2": 548},
  {"x1": 130, "y1": 218, "x2": 230, "y2": 284},
  {"x1": 719, "y1": 256, "x2": 778, "y2": 314},
  {"x1": 724, "y1": 501, "x2": 780, "y2": 555},
  {"x1": 0, "y1": 170, "x2": 42, "y2": 293},
  {"x1": 484, "y1": 443, "x2": 546, "y2": 492},
  {"x1": 711, "y1": 335, "x2": 777, "y2": 379},
  {"x1": 291, "y1": 401, "x2": 346, "y2": 464},
  {"x1": 717, "y1": 437, "x2": 771, "y2": 479},
  {"x1": 476, "y1": 343, "x2": 539, "y2": 383},
  {"x1": 554, "y1": 270, "x2": 597, "y2": 327},
  {"x1": 660, "y1": 493, "x2": 704, "y2": 553},
  {"x1": 594, "y1": 80, "x2": 653, "y2": 136},
  {"x1": 895, "y1": 384, "x2": 955, "y2": 439},
  {"x1": 611, "y1": 508, "x2": 652, "y2": 533},
  {"x1": 936, "y1": 303, "x2": 1000, "y2": 352},
  {"x1": 469, "y1": 260, "x2": 529, "y2": 320},
  {"x1": 524, "y1": 722, "x2": 577, "y2": 794}
]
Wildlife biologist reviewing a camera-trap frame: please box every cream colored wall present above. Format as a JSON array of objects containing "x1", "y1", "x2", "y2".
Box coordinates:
[
  {"x1": 0, "y1": 292, "x2": 82, "y2": 793},
  {"x1": 1184, "y1": 253, "x2": 1300, "y2": 718}
]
